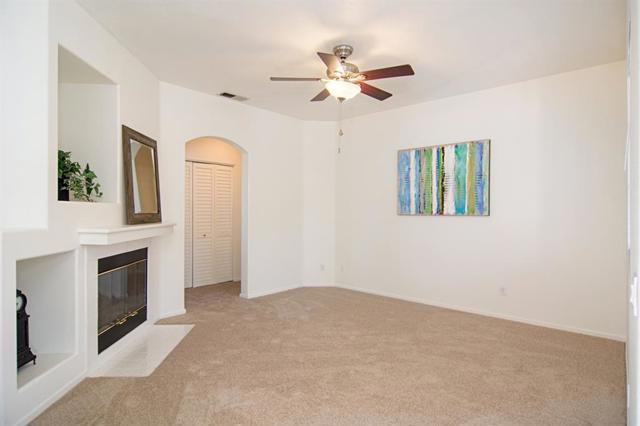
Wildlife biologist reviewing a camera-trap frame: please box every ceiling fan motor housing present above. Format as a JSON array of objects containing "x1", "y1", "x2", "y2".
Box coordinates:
[
  {"x1": 333, "y1": 44, "x2": 354, "y2": 60},
  {"x1": 326, "y1": 45, "x2": 358, "y2": 79},
  {"x1": 326, "y1": 62, "x2": 360, "y2": 79}
]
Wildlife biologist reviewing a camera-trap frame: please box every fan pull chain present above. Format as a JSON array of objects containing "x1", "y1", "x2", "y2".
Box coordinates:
[{"x1": 338, "y1": 98, "x2": 344, "y2": 154}]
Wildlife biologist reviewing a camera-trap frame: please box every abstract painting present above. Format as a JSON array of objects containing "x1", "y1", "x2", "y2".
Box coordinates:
[{"x1": 397, "y1": 139, "x2": 490, "y2": 216}]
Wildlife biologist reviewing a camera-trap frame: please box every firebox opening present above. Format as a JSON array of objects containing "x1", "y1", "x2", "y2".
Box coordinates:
[{"x1": 98, "y1": 248, "x2": 148, "y2": 353}]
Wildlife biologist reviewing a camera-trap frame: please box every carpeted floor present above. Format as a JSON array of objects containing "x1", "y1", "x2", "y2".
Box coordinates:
[{"x1": 33, "y1": 282, "x2": 625, "y2": 426}]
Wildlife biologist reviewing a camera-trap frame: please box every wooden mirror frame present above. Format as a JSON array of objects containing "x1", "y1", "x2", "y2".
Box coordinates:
[{"x1": 122, "y1": 125, "x2": 162, "y2": 224}]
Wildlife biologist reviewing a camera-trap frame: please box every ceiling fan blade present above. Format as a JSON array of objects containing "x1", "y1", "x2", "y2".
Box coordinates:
[
  {"x1": 359, "y1": 82, "x2": 392, "y2": 101},
  {"x1": 317, "y1": 52, "x2": 344, "y2": 73},
  {"x1": 361, "y1": 64, "x2": 414, "y2": 81},
  {"x1": 310, "y1": 89, "x2": 330, "y2": 102},
  {"x1": 270, "y1": 77, "x2": 321, "y2": 81}
]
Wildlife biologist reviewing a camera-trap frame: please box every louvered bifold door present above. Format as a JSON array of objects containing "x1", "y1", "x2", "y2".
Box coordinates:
[
  {"x1": 184, "y1": 161, "x2": 193, "y2": 288},
  {"x1": 212, "y1": 165, "x2": 234, "y2": 284},
  {"x1": 192, "y1": 162, "x2": 215, "y2": 287}
]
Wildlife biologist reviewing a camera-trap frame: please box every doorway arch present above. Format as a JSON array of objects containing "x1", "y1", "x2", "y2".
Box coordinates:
[{"x1": 184, "y1": 136, "x2": 249, "y2": 297}]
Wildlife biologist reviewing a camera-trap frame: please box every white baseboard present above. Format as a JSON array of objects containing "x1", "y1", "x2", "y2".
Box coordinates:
[
  {"x1": 240, "y1": 283, "x2": 336, "y2": 299},
  {"x1": 157, "y1": 308, "x2": 186, "y2": 320},
  {"x1": 16, "y1": 372, "x2": 85, "y2": 426},
  {"x1": 301, "y1": 282, "x2": 336, "y2": 288},
  {"x1": 335, "y1": 283, "x2": 626, "y2": 342},
  {"x1": 235, "y1": 281, "x2": 624, "y2": 341},
  {"x1": 242, "y1": 284, "x2": 300, "y2": 299}
]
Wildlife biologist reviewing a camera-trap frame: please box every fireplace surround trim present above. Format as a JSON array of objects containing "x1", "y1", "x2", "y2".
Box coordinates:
[{"x1": 78, "y1": 222, "x2": 175, "y2": 245}]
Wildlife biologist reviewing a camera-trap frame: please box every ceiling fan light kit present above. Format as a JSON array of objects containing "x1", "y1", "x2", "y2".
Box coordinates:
[
  {"x1": 270, "y1": 44, "x2": 415, "y2": 102},
  {"x1": 325, "y1": 79, "x2": 361, "y2": 100}
]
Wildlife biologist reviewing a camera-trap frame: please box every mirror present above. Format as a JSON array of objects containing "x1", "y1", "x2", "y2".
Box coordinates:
[
  {"x1": 122, "y1": 126, "x2": 162, "y2": 224},
  {"x1": 130, "y1": 140, "x2": 158, "y2": 214}
]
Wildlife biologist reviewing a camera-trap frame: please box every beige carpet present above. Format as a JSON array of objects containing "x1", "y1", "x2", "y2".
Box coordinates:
[{"x1": 33, "y1": 283, "x2": 625, "y2": 426}]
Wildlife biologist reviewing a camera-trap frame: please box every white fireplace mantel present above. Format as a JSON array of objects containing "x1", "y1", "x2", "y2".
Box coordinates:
[{"x1": 77, "y1": 222, "x2": 176, "y2": 245}]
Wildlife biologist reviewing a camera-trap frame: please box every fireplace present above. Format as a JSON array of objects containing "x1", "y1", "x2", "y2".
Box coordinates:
[{"x1": 98, "y1": 248, "x2": 147, "y2": 353}]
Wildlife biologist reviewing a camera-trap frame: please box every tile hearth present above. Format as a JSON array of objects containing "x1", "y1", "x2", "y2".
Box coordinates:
[{"x1": 90, "y1": 324, "x2": 193, "y2": 377}]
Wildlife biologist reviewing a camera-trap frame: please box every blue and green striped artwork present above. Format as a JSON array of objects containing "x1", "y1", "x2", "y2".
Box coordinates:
[{"x1": 398, "y1": 140, "x2": 490, "y2": 216}]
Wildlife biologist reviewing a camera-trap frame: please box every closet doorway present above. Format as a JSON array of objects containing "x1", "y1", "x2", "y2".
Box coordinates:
[{"x1": 184, "y1": 137, "x2": 242, "y2": 288}]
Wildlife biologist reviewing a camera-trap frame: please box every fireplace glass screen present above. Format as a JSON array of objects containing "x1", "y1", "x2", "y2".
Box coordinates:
[{"x1": 97, "y1": 248, "x2": 147, "y2": 352}]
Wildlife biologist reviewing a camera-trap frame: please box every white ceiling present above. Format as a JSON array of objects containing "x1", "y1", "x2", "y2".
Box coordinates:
[{"x1": 77, "y1": 0, "x2": 626, "y2": 121}]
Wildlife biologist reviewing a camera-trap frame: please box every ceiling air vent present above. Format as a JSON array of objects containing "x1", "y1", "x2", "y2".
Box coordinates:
[{"x1": 218, "y1": 92, "x2": 248, "y2": 102}]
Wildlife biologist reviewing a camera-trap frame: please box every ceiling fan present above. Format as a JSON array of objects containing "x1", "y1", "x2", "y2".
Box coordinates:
[{"x1": 270, "y1": 44, "x2": 415, "y2": 102}]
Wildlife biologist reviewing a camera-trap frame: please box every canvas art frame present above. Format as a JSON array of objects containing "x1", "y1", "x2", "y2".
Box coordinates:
[{"x1": 397, "y1": 139, "x2": 490, "y2": 216}]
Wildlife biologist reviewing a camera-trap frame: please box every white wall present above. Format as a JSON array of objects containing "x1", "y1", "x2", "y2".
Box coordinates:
[
  {"x1": 159, "y1": 82, "x2": 304, "y2": 299},
  {"x1": 51, "y1": 1, "x2": 159, "y2": 229},
  {"x1": 186, "y1": 137, "x2": 242, "y2": 281},
  {"x1": 0, "y1": 0, "x2": 49, "y2": 229},
  {"x1": 0, "y1": 1, "x2": 163, "y2": 424},
  {"x1": 336, "y1": 61, "x2": 627, "y2": 340},
  {"x1": 301, "y1": 121, "x2": 338, "y2": 287}
]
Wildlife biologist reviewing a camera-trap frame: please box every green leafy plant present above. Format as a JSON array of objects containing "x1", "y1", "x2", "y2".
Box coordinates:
[
  {"x1": 57, "y1": 150, "x2": 103, "y2": 202},
  {"x1": 58, "y1": 150, "x2": 81, "y2": 185},
  {"x1": 81, "y1": 163, "x2": 103, "y2": 201}
]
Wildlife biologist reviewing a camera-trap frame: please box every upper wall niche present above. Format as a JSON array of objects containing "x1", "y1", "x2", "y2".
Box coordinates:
[{"x1": 57, "y1": 46, "x2": 118, "y2": 203}]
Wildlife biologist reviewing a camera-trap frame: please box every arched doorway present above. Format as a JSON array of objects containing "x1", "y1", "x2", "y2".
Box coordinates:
[{"x1": 184, "y1": 136, "x2": 248, "y2": 296}]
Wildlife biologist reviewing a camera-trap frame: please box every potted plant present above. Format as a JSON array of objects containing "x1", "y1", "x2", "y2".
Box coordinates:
[
  {"x1": 57, "y1": 150, "x2": 103, "y2": 202},
  {"x1": 77, "y1": 163, "x2": 103, "y2": 201},
  {"x1": 58, "y1": 150, "x2": 80, "y2": 201}
]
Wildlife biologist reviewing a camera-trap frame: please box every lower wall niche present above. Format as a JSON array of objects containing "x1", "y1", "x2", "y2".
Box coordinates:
[{"x1": 16, "y1": 251, "x2": 76, "y2": 389}]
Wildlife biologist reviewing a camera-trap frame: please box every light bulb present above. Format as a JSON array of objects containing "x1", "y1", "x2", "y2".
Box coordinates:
[{"x1": 325, "y1": 80, "x2": 361, "y2": 100}]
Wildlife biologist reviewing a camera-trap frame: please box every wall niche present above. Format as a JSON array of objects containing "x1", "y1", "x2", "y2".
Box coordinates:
[
  {"x1": 58, "y1": 46, "x2": 118, "y2": 203},
  {"x1": 16, "y1": 251, "x2": 76, "y2": 389}
]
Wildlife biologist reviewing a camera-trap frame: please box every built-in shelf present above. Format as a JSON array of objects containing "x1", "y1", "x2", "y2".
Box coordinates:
[
  {"x1": 58, "y1": 45, "x2": 118, "y2": 203},
  {"x1": 77, "y1": 222, "x2": 176, "y2": 245},
  {"x1": 16, "y1": 251, "x2": 76, "y2": 389},
  {"x1": 17, "y1": 353, "x2": 72, "y2": 389}
]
